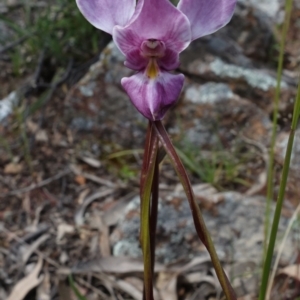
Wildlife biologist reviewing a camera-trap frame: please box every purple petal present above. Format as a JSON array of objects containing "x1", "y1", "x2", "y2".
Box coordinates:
[
  {"x1": 158, "y1": 49, "x2": 180, "y2": 71},
  {"x1": 113, "y1": 0, "x2": 191, "y2": 55},
  {"x1": 124, "y1": 49, "x2": 148, "y2": 70},
  {"x1": 113, "y1": 27, "x2": 142, "y2": 55},
  {"x1": 178, "y1": 0, "x2": 236, "y2": 40},
  {"x1": 76, "y1": 0, "x2": 136, "y2": 34},
  {"x1": 121, "y1": 71, "x2": 184, "y2": 120}
]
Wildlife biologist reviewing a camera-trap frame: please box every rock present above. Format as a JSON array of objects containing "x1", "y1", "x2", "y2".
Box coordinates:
[
  {"x1": 70, "y1": 117, "x2": 95, "y2": 131},
  {"x1": 276, "y1": 129, "x2": 300, "y2": 172},
  {"x1": 210, "y1": 59, "x2": 286, "y2": 92},
  {"x1": 69, "y1": 42, "x2": 146, "y2": 149},
  {"x1": 179, "y1": 82, "x2": 272, "y2": 149},
  {"x1": 112, "y1": 187, "x2": 296, "y2": 266},
  {"x1": 180, "y1": 1, "x2": 297, "y2": 115},
  {"x1": 184, "y1": 83, "x2": 235, "y2": 105},
  {"x1": 239, "y1": 0, "x2": 283, "y2": 20},
  {"x1": 0, "y1": 91, "x2": 19, "y2": 123}
]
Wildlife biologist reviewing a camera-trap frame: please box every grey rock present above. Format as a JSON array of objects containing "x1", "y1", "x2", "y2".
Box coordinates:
[
  {"x1": 71, "y1": 117, "x2": 95, "y2": 131},
  {"x1": 0, "y1": 91, "x2": 19, "y2": 123},
  {"x1": 239, "y1": 0, "x2": 282, "y2": 20},
  {"x1": 210, "y1": 58, "x2": 287, "y2": 92},
  {"x1": 79, "y1": 82, "x2": 97, "y2": 97},
  {"x1": 181, "y1": 84, "x2": 272, "y2": 148},
  {"x1": 185, "y1": 83, "x2": 235, "y2": 104},
  {"x1": 276, "y1": 129, "x2": 300, "y2": 172},
  {"x1": 112, "y1": 189, "x2": 296, "y2": 265}
]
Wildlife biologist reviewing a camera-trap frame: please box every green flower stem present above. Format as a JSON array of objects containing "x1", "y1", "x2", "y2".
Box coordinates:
[
  {"x1": 264, "y1": 0, "x2": 293, "y2": 257},
  {"x1": 153, "y1": 121, "x2": 236, "y2": 300},
  {"x1": 150, "y1": 156, "x2": 159, "y2": 276},
  {"x1": 140, "y1": 122, "x2": 159, "y2": 300},
  {"x1": 259, "y1": 77, "x2": 300, "y2": 300}
]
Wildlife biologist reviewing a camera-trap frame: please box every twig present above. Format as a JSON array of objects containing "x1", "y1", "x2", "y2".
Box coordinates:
[
  {"x1": 241, "y1": 135, "x2": 269, "y2": 196},
  {"x1": 74, "y1": 189, "x2": 115, "y2": 226},
  {"x1": 70, "y1": 165, "x2": 120, "y2": 188},
  {"x1": 76, "y1": 277, "x2": 108, "y2": 299},
  {"x1": 1, "y1": 169, "x2": 70, "y2": 197},
  {"x1": 2, "y1": 226, "x2": 60, "y2": 268},
  {"x1": 0, "y1": 33, "x2": 33, "y2": 55},
  {"x1": 33, "y1": 49, "x2": 46, "y2": 86},
  {"x1": 38, "y1": 59, "x2": 73, "y2": 127}
]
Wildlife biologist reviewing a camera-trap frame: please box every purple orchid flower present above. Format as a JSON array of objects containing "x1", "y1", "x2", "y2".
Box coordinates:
[{"x1": 76, "y1": 0, "x2": 236, "y2": 120}]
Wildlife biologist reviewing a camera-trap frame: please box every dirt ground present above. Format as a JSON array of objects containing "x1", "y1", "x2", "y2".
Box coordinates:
[{"x1": 1, "y1": 0, "x2": 300, "y2": 299}]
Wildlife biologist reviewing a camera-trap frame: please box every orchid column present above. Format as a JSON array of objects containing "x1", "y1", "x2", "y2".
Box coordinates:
[{"x1": 76, "y1": 0, "x2": 237, "y2": 299}]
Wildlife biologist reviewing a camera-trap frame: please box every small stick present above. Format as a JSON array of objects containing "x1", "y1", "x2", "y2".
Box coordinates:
[{"x1": 1, "y1": 169, "x2": 70, "y2": 197}]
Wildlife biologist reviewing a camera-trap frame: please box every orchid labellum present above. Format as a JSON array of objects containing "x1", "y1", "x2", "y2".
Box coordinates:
[{"x1": 76, "y1": 0, "x2": 236, "y2": 120}]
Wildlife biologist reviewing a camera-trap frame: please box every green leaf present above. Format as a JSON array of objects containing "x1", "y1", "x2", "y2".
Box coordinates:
[{"x1": 153, "y1": 121, "x2": 236, "y2": 300}]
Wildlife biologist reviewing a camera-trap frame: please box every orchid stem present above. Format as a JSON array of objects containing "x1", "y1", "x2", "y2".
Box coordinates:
[
  {"x1": 140, "y1": 122, "x2": 159, "y2": 300},
  {"x1": 150, "y1": 155, "x2": 159, "y2": 275}
]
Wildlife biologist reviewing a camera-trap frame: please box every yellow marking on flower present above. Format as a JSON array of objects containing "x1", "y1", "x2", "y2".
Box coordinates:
[{"x1": 146, "y1": 58, "x2": 159, "y2": 79}]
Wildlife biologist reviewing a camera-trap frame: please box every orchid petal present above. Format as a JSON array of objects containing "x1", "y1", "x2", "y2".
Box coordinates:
[
  {"x1": 114, "y1": 0, "x2": 191, "y2": 55},
  {"x1": 121, "y1": 71, "x2": 184, "y2": 120},
  {"x1": 177, "y1": 0, "x2": 236, "y2": 41},
  {"x1": 113, "y1": 26, "x2": 142, "y2": 56},
  {"x1": 124, "y1": 49, "x2": 148, "y2": 71},
  {"x1": 158, "y1": 49, "x2": 180, "y2": 71},
  {"x1": 76, "y1": 0, "x2": 136, "y2": 34}
]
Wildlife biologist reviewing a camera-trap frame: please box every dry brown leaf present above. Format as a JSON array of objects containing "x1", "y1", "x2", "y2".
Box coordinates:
[
  {"x1": 103, "y1": 191, "x2": 137, "y2": 226},
  {"x1": 22, "y1": 193, "x2": 31, "y2": 215},
  {"x1": 22, "y1": 233, "x2": 50, "y2": 263},
  {"x1": 237, "y1": 295, "x2": 255, "y2": 300},
  {"x1": 116, "y1": 279, "x2": 143, "y2": 300},
  {"x1": 96, "y1": 215, "x2": 111, "y2": 257},
  {"x1": 76, "y1": 189, "x2": 90, "y2": 205},
  {"x1": 124, "y1": 277, "x2": 144, "y2": 293},
  {"x1": 79, "y1": 156, "x2": 101, "y2": 168},
  {"x1": 58, "y1": 278, "x2": 74, "y2": 300},
  {"x1": 66, "y1": 256, "x2": 165, "y2": 274},
  {"x1": 168, "y1": 256, "x2": 211, "y2": 273},
  {"x1": 35, "y1": 130, "x2": 49, "y2": 143},
  {"x1": 74, "y1": 189, "x2": 114, "y2": 226},
  {"x1": 7, "y1": 257, "x2": 43, "y2": 300},
  {"x1": 70, "y1": 164, "x2": 118, "y2": 188},
  {"x1": 279, "y1": 264, "x2": 300, "y2": 280},
  {"x1": 0, "y1": 288, "x2": 7, "y2": 300},
  {"x1": 245, "y1": 171, "x2": 267, "y2": 196},
  {"x1": 157, "y1": 272, "x2": 177, "y2": 300},
  {"x1": 36, "y1": 270, "x2": 51, "y2": 300},
  {"x1": 26, "y1": 119, "x2": 39, "y2": 133},
  {"x1": 56, "y1": 224, "x2": 75, "y2": 244},
  {"x1": 184, "y1": 272, "x2": 207, "y2": 283},
  {"x1": 74, "y1": 175, "x2": 86, "y2": 185},
  {"x1": 58, "y1": 280, "x2": 72, "y2": 300},
  {"x1": 4, "y1": 162, "x2": 23, "y2": 174}
]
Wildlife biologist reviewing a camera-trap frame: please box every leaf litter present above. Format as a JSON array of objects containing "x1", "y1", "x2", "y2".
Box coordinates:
[{"x1": 1, "y1": 1, "x2": 300, "y2": 299}]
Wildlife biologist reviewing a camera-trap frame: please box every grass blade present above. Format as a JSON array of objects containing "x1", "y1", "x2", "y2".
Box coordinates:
[
  {"x1": 259, "y1": 75, "x2": 300, "y2": 300},
  {"x1": 264, "y1": 0, "x2": 294, "y2": 258},
  {"x1": 68, "y1": 275, "x2": 87, "y2": 300}
]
